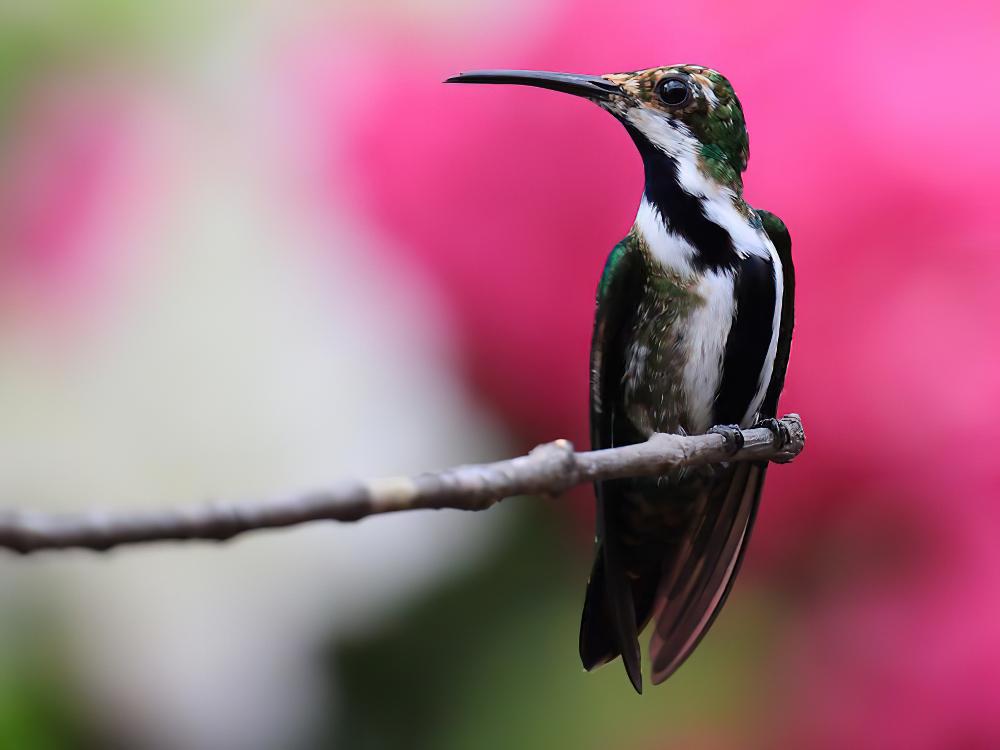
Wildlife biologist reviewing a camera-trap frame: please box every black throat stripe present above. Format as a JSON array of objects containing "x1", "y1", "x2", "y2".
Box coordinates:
[{"x1": 624, "y1": 124, "x2": 740, "y2": 271}]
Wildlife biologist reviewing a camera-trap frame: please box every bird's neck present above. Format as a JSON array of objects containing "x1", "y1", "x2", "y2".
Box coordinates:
[{"x1": 625, "y1": 127, "x2": 764, "y2": 273}]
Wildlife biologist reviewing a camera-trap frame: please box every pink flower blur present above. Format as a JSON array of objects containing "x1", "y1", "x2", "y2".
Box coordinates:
[
  {"x1": 0, "y1": 83, "x2": 141, "y2": 322},
  {"x1": 773, "y1": 476, "x2": 1000, "y2": 748}
]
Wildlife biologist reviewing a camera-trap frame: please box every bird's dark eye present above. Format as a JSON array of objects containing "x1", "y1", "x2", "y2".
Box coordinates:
[{"x1": 656, "y1": 76, "x2": 691, "y2": 107}]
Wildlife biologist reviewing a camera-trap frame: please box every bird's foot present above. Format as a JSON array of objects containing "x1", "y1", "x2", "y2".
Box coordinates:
[
  {"x1": 753, "y1": 417, "x2": 791, "y2": 449},
  {"x1": 707, "y1": 424, "x2": 744, "y2": 456}
]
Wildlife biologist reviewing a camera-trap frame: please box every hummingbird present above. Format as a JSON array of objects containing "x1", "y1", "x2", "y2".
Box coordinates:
[{"x1": 446, "y1": 65, "x2": 794, "y2": 692}]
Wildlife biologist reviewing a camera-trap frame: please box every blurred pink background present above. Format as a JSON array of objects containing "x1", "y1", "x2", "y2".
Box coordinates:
[{"x1": 1, "y1": 1, "x2": 998, "y2": 748}]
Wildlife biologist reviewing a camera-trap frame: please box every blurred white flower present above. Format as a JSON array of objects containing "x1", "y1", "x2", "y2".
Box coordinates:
[{"x1": 0, "y1": 11, "x2": 508, "y2": 749}]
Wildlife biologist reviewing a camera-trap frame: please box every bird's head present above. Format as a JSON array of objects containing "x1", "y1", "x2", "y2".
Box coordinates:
[{"x1": 446, "y1": 65, "x2": 749, "y2": 190}]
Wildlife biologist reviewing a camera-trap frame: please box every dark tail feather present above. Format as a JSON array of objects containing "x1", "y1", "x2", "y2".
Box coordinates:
[
  {"x1": 579, "y1": 544, "x2": 641, "y2": 693},
  {"x1": 579, "y1": 553, "x2": 616, "y2": 669},
  {"x1": 580, "y1": 539, "x2": 661, "y2": 694}
]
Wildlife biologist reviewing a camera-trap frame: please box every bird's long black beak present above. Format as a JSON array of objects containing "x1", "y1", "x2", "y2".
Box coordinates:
[{"x1": 445, "y1": 70, "x2": 621, "y2": 101}]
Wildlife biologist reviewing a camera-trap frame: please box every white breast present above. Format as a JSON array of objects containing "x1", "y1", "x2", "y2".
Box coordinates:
[
  {"x1": 681, "y1": 269, "x2": 736, "y2": 433},
  {"x1": 635, "y1": 197, "x2": 697, "y2": 275}
]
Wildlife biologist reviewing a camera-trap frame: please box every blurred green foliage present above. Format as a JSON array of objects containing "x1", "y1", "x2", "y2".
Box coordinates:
[
  {"x1": 0, "y1": 611, "x2": 93, "y2": 750},
  {"x1": 0, "y1": 0, "x2": 224, "y2": 136}
]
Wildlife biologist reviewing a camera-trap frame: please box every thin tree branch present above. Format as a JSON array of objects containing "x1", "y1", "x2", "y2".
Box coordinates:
[{"x1": 0, "y1": 415, "x2": 804, "y2": 555}]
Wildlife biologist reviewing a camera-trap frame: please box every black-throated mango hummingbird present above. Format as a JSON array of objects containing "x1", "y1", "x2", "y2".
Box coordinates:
[{"x1": 447, "y1": 65, "x2": 795, "y2": 693}]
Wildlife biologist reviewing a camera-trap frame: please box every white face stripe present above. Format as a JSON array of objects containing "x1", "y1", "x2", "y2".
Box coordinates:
[
  {"x1": 626, "y1": 107, "x2": 703, "y2": 171},
  {"x1": 682, "y1": 269, "x2": 736, "y2": 434}
]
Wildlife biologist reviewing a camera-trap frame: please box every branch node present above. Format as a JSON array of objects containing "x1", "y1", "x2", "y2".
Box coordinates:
[{"x1": 529, "y1": 438, "x2": 579, "y2": 496}]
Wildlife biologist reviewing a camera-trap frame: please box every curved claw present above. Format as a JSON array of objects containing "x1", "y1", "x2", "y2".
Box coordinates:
[
  {"x1": 707, "y1": 424, "x2": 744, "y2": 456},
  {"x1": 754, "y1": 417, "x2": 791, "y2": 449}
]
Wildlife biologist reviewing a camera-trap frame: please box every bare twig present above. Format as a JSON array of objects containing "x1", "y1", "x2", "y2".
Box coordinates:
[{"x1": 0, "y1": 415, "x2": 804, "y2": 555}]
